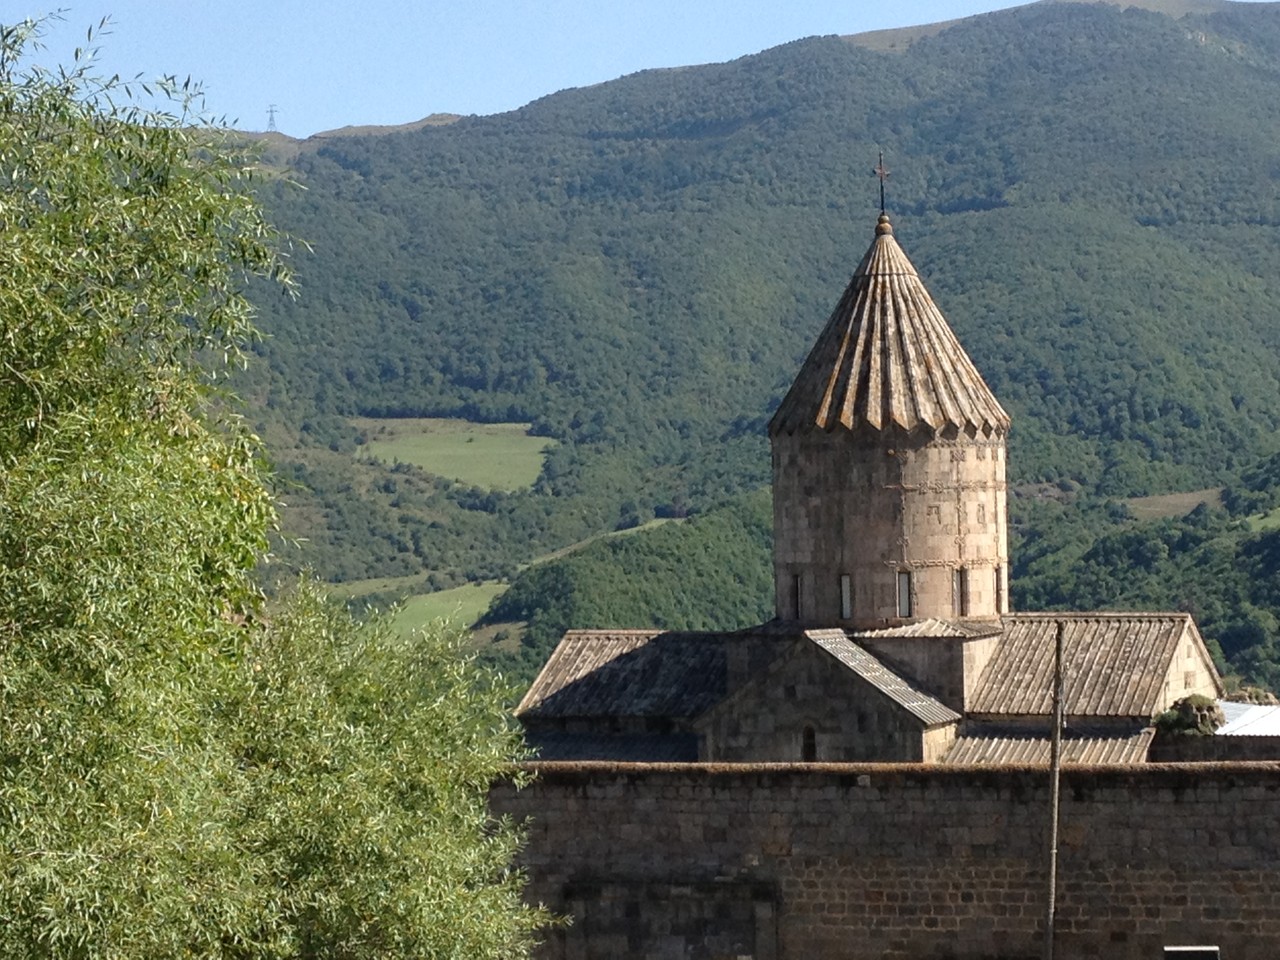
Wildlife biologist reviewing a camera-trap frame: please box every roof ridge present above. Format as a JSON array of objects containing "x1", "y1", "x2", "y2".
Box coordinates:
[
  {"x1": 811, "y1": 634, "x2": 961, "y2": 726},
  {"x1": 1004, "y1": 611, "x2": 1193, "y2": 620},
  {"x1": 561, "y1": 628, "x2": 664, "y2": 636},
  {"x1": 849, "y1": 616, "x2": 1003, "y2": 640}
]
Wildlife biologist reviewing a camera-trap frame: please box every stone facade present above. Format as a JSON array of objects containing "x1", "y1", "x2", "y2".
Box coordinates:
[
  {"x1": 695, "y1": 639, "x2": 956, "y2": 763},
  {"x1": 859, "y1": 631, "x2": 1002, "y2": 712},
  {"x1": 496, "y1": 762, "x2": 1280, "y2": 959},
  {"x1": 771, "y1": 428, "x2": 1008, "y2": 628}
]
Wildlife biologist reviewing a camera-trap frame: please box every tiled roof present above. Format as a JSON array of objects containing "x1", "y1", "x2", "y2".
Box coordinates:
[
  {"x1": 848, "y1": 617, "x2": 1003, "y2": 640},
  {"x1": 970, "y1": 613, "x2": 1196, "y2": 718},
  {"x1": 516, "y1": 629, "x2": 780, "y2": 720},
  {"x1": 943, "y1": 726, "x2": 1155, "y2": 765},
  {"x1": 810, "y1": 634, "x2": 961, "y2": 727},
  {"x1": 769, "y1": 214, "x2": 1010, "y2": 437}
]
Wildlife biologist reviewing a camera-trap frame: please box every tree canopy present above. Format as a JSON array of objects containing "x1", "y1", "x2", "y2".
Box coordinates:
[{"x1": 0, "y1": 18, "x2": 544, "y2": 957}]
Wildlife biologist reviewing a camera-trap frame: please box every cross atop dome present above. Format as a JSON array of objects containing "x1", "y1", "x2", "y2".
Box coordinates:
[{"x1": 873, "y1": 152, "x2": 890, "y2": 215}]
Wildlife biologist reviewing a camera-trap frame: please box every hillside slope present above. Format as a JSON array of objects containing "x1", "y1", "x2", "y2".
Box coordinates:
[{"x1": 245, "y1": 0, "x2": 1280, "y2": 584}]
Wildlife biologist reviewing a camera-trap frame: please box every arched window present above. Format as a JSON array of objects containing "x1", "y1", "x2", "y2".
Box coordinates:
[{"x1": 802, "y1": 725, "x2": 817, "y2": 762}]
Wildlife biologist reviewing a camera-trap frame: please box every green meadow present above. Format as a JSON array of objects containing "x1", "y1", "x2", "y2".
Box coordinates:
[
  {"x1": 1246, "y1": 506, "x2": 1280, "y2": 533},
  {"x1": 353, "y1": 417, "x2": 554, "y2": 490},
  {"x1": 389, "y1": 581, "x2": 509, "y2": 634},
  {"x1": 1122, "y1": 488, "x2": 1223, "y2": 521},
  {"x1": 324, "y1": 573, "x2": 435, "y2": 602}
]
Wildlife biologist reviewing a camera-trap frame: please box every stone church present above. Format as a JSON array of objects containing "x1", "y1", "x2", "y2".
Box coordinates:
[
  {"x1": 494, "y1": 213, "x2": 1280, "y2": 959},
  {"x1": 516, "y1": 212, "x2": 1222, "y2": 767}
]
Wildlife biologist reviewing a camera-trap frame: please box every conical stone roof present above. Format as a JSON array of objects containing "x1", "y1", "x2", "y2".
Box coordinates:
[{"x1": 770, "y1": 214, "x2": 1010, "y2": 437}]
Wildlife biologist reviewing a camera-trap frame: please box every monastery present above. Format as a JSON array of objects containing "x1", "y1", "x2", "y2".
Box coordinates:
[
  {"x1": 517, "y1": 212, "x2": 1221, "y2": 767},
  {"x1": 492, "y1": 213, "x2": 1280, "y2": 959}
]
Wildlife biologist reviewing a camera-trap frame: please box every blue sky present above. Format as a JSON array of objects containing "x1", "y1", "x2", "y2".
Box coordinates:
[
  {"x1": 18, "y1": 1, "x2": 1251, "y2": 137},
  {"x1": 19, "y1": 1, "x2": 1028, "y2": 136}
]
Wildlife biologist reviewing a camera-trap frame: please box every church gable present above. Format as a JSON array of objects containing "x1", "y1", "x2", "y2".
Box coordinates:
[
  {"x1": 696, "y1": 632, "x2": 959, "y2": 763},
  {"x1": 516, "y1": 628, "x2": 793, "y2": 761},
  {"x1": 1157, "y1": 619, "x2": 1223, "y2": 708},
  {"x1": 970, "y1": 613, "x2": 1220, "y2": 721}
]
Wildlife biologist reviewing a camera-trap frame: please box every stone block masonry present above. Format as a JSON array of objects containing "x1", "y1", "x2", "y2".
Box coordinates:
[
  {"x1": 771, "y1": 432, "x2": 1008, "y2": 627},
  {"x1": 491, "y1": 761, "x2": 1280, "y2": 959}
]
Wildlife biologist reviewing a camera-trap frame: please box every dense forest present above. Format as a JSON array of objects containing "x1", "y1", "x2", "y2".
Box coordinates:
[{"x1": 239, "y1": 1, "x2": 1280, "y2": 686}]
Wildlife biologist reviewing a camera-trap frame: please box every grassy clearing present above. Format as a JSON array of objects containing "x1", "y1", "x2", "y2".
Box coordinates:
[
  {"x1": 1247, "y1": 506, "x2": 1280, "y2": 532},
  {"x1": 352, "y1": 417, "x2": 554, "y2": 490},
  {"x1": 388, "y1": 581, "x2": 508, "y2": 634},
  {"x1": 1123, "y1": 487, "x2": 1223, "y2": 520},
  {"x1": 471, "y1": 620, "x2": 526, "y2": 652}
]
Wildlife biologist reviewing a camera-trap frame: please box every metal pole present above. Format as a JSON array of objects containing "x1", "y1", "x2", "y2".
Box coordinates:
[{"x1": 1043, "y1": 621, "x2": 1065, "y2": 960}]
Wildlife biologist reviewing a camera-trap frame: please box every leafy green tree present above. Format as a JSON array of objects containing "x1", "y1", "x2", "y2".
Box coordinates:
[
  {"x1": 0, "y1": 17, "x2": 543, "y2": 957},
  {"x1": 230, "y1": 585, "x2": 545, "y2": 958}
]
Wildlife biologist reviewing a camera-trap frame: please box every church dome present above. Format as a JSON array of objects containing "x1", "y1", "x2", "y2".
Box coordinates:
[{"x1": 769, "y1": 214, "x2": 1010, "y2": 437}]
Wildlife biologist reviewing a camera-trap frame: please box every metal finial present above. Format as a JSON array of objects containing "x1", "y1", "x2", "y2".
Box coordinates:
[{"x1": 873, "y1": 151, "x2": 890, "y2": 215}]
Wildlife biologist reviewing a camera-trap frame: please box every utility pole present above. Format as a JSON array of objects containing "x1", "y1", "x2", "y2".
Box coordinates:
[
  {"x1": 267, "y1": 104, "x2": 278, "y2": 133},
  {"x1": 1043, "y1": 620, "x2": 1065, "y2": 960}
]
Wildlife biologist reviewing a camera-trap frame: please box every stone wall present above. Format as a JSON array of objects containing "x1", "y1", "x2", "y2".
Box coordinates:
[
  {"x1": 493, "y1": 761, "x2": 1280, "y2": 960},
  {"x1": 771, "y1": 427, "x2": 1007, "y2": 627}
]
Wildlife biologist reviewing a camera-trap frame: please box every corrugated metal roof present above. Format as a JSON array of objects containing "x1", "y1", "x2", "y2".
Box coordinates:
[
  {"x1": 810, "y1": 634, "x2": 961, "y2": 727},
  {"x1": 769, "y1": 214, "x2": 1010, "y2": 438},
  {"x1": 516, "y1": 629, "x2": 780, "y2": 720},
  {"x1": 970, "y1": 613, "x2": 1194, "y2": 718},
  {"x1": 1220, "y1": 700, "x2": 1254, "y2": 725},
  {"x1": 943, "y1": 727, "x2": 1155, "y2": 765},
  {"x1": 849, "y1": 617, "x2": 1003, "y2": 640},
  {"x1": 1217, "y1": 702, "x2": 1280, "y2": 736}
]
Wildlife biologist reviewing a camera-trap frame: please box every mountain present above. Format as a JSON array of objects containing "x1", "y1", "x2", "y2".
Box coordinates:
[
  {"x1": 243, "y1": 0, "x2": 1280, "y2": 597},
  {"x1": 848, "y1": 0, "x2": 1255, "y2": 53}
]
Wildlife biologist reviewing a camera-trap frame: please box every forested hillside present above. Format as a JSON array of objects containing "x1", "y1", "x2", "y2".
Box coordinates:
[
  {"x1": 477, "y1": 491, "x2": 775, "y2": 679},
  {"x1": 239, "y1": 1, "x2": 1280, "y2": 684}
]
